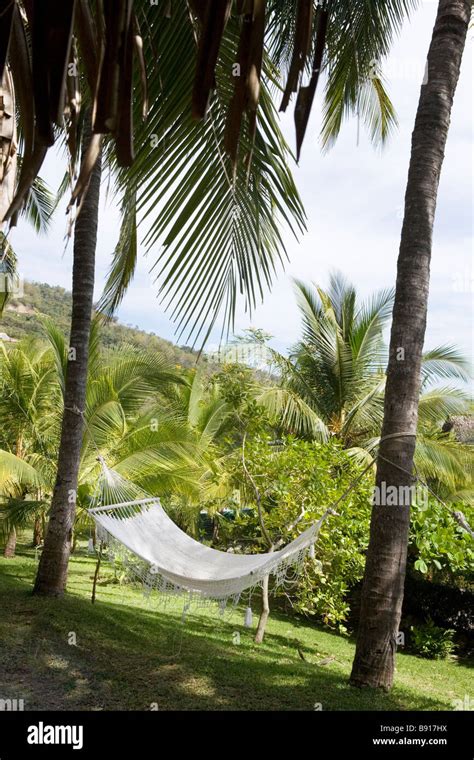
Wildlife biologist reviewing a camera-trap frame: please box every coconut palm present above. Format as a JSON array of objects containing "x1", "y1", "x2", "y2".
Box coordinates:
[
  {"x1": 351, "y1": 0, "x2": 473, "y2": 690},
  {"x1": 0, "y1": 337, "x2": 61, "y2": 555},
  {"x1": 261, "y1": 274, "x2": 472, "y2": 494},
  {"x1": 1, "y1": 324, "x2": 233, "y2": 556},
  {"x1": 271, "y1": 274, "x2": 394, "y2": 443},
  {"x1": 106, "y1": 0, "x2": 417, "y2": 338},
  {"x1": 32, "y1": 114, "x2": 103, "y2": 595}
]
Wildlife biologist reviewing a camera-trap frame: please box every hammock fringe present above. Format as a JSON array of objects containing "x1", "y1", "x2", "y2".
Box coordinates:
[{"x1": 97, "y1": 526, "x2": 314, "y2": 613}]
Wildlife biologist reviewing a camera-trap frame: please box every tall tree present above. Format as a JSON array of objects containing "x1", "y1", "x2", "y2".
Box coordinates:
[
  {"x1": 350, "y1": 0, "x2": 472, "y2": 689},
  {"x1": 33, "y1": 119, "x2": 102, "y2": 595}
]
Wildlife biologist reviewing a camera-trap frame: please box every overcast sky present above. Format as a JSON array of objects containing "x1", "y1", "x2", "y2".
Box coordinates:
[{"x1": 8, "y1": 1, "x2": 473, "y2": 363}]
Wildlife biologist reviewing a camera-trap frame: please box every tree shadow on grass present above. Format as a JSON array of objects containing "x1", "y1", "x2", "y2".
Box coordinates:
[{"x1": 0, "y1": 565, "x2": 453, "y2": 712}]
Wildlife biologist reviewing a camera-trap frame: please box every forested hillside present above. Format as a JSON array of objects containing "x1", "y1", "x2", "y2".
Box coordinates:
[{"x1": 0, "y1": 282, "x2": 208, "y2": 368}]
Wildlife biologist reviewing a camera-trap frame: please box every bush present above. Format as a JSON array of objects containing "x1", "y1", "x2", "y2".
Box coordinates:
[
  {"x1": 219, "y1": 436, "x2": 373, "y2": 632},
  {"x1": 410, "y1": 618, "x2": 456, "y2": 660},
  {"x1": 410, "y1": 498, "x2": 474, "y2": 577}
]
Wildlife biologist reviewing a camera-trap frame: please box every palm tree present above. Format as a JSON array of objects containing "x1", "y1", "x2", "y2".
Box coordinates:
[
  {"x1": 272, "y1": 274, "x2": 394, "y2": 443},
  {"x1": 33, "y1": 116, "x2": 102, "y2": 594},
  {"x1": 265, "y1": 274, "x2": 472, "y2": 494},
  {"x1": 350, "y1": 0, "x2": 472, "y2": 690},
  {"x1": 0, "y1": 337, "x2": 60, "y2": 556},
  {"x1": 1, "y1": 326, "x2": 222, "y2": 551}
]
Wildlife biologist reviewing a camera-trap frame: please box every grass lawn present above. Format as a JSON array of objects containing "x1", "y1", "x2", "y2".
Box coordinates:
[{"x1": 0, "y1": 541, "x2": 471, "y2": 711}]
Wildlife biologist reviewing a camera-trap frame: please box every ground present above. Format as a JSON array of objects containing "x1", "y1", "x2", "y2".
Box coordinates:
[{"x1": 0, "y1": 541, "x2": 471, "y2": 711}]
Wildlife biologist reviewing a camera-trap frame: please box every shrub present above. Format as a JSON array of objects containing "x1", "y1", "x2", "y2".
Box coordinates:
[
  {"x1": 410, "y1": 498, "x2": 474, "y2": 577},
  {"x1": 219, "y1": 436, "x2": 373, "y2": 632},
  {"x1": 410, "y1": 618, "x2": 456, "y2": 659}
]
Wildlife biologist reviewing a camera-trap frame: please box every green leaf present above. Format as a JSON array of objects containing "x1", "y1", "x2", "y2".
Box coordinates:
[{"x1": 414, "y1": 559, "x2": 428, "y2": 574}]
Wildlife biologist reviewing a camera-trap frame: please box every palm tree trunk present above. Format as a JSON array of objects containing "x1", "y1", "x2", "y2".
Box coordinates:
[
  {"x1": 350, "y1": 0, "x2": 471, "y2": 690},
  {"x1": 33, "y1": 115, "x2": 102, "y2": 596},
  {"x1": 32, "y1": 516, "x2": 43, "y2": 547},
  {"x1": 4, "y1": 526, "x2": 16, "y2": 558}
]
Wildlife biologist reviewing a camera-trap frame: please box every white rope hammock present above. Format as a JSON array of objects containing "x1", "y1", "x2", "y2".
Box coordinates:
[{"x1": 88, "y1": 462, "x2": 331, "y2": 608}]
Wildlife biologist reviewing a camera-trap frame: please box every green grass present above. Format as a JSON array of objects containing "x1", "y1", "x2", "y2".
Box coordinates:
[{"x1": 0, "y1": 542, "x2": 471, "y2": 711}]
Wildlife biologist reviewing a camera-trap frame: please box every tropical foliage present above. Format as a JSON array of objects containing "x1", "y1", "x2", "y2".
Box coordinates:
[
  {"x1": 218, "y1": 435, "x2": 373, "y2": 631},
  {"x1": 215, "y1": 434, "x2": 474, "y2": 632},
  {"x1": 258, "y1": 273, "x2": 473, "y2": 497},
  {"x1": 0, "y1": 323, "x2": 230, "y2": 550},
  {"x1": 1, "y1": 285, "x2": 472, "y2": 629}
]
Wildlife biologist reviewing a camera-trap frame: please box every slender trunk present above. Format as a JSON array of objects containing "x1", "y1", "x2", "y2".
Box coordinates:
[
  {"x1": 350, "y1": 0, "x2": 471, "y2": 690},
  {"x1": 241, "y1": 432, "x2": 273, "y2": 643},
  {"x1": 91, "y1": 543, "x2": 103, "y2": 604},
  {"x1": 253, "y1": 523, "x2": 273, "y2": 643},
  {"x1": 255, "y1": 574, "x2": 270, "y2": 644},
  {"x1": 4, "y1": 526, "x2": 16, "y2": 558},
  {"x1": 32, "y1": 516, "x2": 42, "y2": 547},
  {"x1": 4, "y1": 439, "x2": 24, "y2": 558},
  {"x1": 33, "y1": 116, "x2": 102, "y2": 596}
]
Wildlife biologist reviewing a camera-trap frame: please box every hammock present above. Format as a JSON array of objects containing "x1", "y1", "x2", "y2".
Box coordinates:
[{"x1": 88, "y1": 463, "x2": 332, "y2": 607}]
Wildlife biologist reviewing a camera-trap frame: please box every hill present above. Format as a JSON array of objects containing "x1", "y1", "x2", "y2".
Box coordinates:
[{"x1": 0, "y1": 281, "x2": 208, "y2": 369}]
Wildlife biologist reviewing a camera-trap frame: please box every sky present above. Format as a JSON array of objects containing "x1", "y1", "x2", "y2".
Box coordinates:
[{"x1": 7, "y1": 0, "x2": 474, "y2": 363}]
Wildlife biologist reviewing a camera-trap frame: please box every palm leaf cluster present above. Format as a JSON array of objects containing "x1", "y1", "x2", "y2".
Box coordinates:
[
  {"x1": 0, "y1": 0, "x2": 147, "y2": 226},
  {"x1": 1, "y1": 1, "x2": 419, "y2": 342},
  {"x1": 256, "y1": 273, "x2": 473, "y2": 495},
  {"x1": 105, "y1": 2, "x2": 305, "y2": 344},
  {"x1": 0, "y1": 324, "x2": 233, "y2": 541}
]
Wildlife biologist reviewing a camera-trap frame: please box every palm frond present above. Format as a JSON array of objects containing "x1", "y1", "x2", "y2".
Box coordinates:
[
  {"x1": 421, "y1": 345, "x2": 471, "y2": 386},
  {"x1": 418, "y1": 387, "x2": 470, "y2": 428},
  {"x1": 110, "y1": 4, "x2": 306, "y2": 344},
  {"x1": 357, "y1": 75, "x2": 398, "y2": 146},
  {"x1": 257, "y1": 386, "x2": 329, "y2": 440},
  {"x1": 98, "y1": 189, "x2": 137, "y2": 317},
  {"x1": 39, "y1": 315, "x2": 68, "y2": 396},
  {"x1": 414, "y1": 435, "x2": 474, "y2": 493},
  {"x1": 20, "y1": 173, "x2": 55, "y2": 234},
  {"x1": 0, "y1": 450, "x2": 44, "y2": 490},
  {"x1": 321, "y1": 0, "x2": 419, "y2": 149}
]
